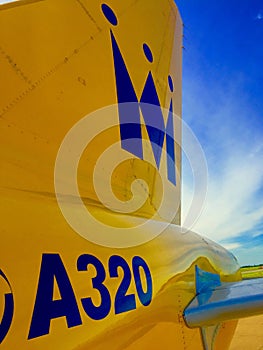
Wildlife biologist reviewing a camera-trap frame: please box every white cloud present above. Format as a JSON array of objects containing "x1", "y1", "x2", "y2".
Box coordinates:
[
  {"x1": 221, "y1": 243, "x2": 241, "y2": 250},
  {"x1": 192, "y1": 150, "x2": 263, "y2": 241},
  {"x1": 181, "y1": 74, "x2": 263, "y2": 247}
]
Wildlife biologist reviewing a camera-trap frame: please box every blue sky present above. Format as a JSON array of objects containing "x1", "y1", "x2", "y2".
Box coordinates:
[{"x1": 176, "y1": 0, "x2": 263, "y2": 266}]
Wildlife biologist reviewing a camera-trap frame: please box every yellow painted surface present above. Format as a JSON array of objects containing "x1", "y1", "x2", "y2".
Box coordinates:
[{"x1": 0, "y1": 0, "x2": 241, "y2": 349}]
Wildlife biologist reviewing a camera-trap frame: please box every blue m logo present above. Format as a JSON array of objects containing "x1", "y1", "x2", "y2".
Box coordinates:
[{"x1": 102, "y1": 4, "x2": 176, "y2": 186}]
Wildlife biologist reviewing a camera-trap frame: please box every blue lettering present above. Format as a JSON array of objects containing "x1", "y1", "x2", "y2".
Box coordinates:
[
  {"x1": 108, "y1": 255, "x2": 136, "y2": 314},
  {"x1": 28, "y1": 253, "x2": 153, "y2": 340},
  {"x1": 77, "y1": 254, "x2": 111, "y2": 320},
  {"x1": 107, "y1": 14, "x2": 176, "y2": 185},
  {"x1": 28, "y1": 254, "x2": 82, "y2": 339},
  {"x1": 132, "y1": 256, "x2": 153, "y2": 307}
]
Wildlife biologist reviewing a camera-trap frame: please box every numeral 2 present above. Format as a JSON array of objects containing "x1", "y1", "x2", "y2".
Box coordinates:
[{"x1": 109, "y1": 255, "x2": 136, "y2": 314}]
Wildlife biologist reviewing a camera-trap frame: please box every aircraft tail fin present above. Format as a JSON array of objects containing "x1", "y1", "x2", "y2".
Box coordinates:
[{"x1": 0, "y1": 0, "x2": 182, "y2": 226}]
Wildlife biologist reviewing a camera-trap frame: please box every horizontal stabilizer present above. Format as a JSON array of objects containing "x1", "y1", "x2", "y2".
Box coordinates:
[{"x1": 184, "y1": 266, "x2": 263, "y2": 328}]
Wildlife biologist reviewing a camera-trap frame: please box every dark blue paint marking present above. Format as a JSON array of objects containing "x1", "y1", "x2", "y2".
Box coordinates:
[
  {"x1": 27, "y1": 253, "x2": 153, "y2": 340},
  {"x1": 110, "y1": 29, "x2": 143, "y2": 159},
  {"x1": 108, "y1": 25, "x2": 177, "y2": 185},
  {"x1": 77, "y1": 254, "x2": 111, "y2": 320},
  {"x1": 0, "y1": 294, "x2": 14, "y2": 344},
  {"x1": 132, "y1": 257, "x2": 152, "y2": 307},
  {"x1": 28, "y1": 254, "x2": 82, "y2": 339},
  {"x1": 140, "y1": 72, "x2": 165, "y2": 168},
  {"x1": 0, "y1": 269, "x2": 14, "y2": 344},
  {"x1": 168, "y1": 75, "x2": 174, "y2": 92},
  {"x1": 110, "y1": 30, "x2": 138, "y2": 104},
  {"x1": 143, "y1": 43, "x2": 153, "y2": 63},
  {"x1": 166, "y1": 99, "x2": 176, "y2": 185},
  {"x1": 101, "y1": 4, "x2": 118, "y2": 26},
  {"x1": 109, "y1": 255, "x2": 136, "y2": 314}
]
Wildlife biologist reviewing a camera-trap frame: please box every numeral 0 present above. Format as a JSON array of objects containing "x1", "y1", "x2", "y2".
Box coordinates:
[{"x1": 132, "y1": 256, "x2": 153, "y2": 307}]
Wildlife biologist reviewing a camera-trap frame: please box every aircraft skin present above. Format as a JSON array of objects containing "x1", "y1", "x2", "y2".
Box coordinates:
[{"x1": 0, "y1": 0, "x2": 258, "y2": 349}]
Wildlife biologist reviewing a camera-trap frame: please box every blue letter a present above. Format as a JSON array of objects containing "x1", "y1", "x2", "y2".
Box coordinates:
[{"x1": 28, "y1": 254, "x2": 82, "y2": 339}]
